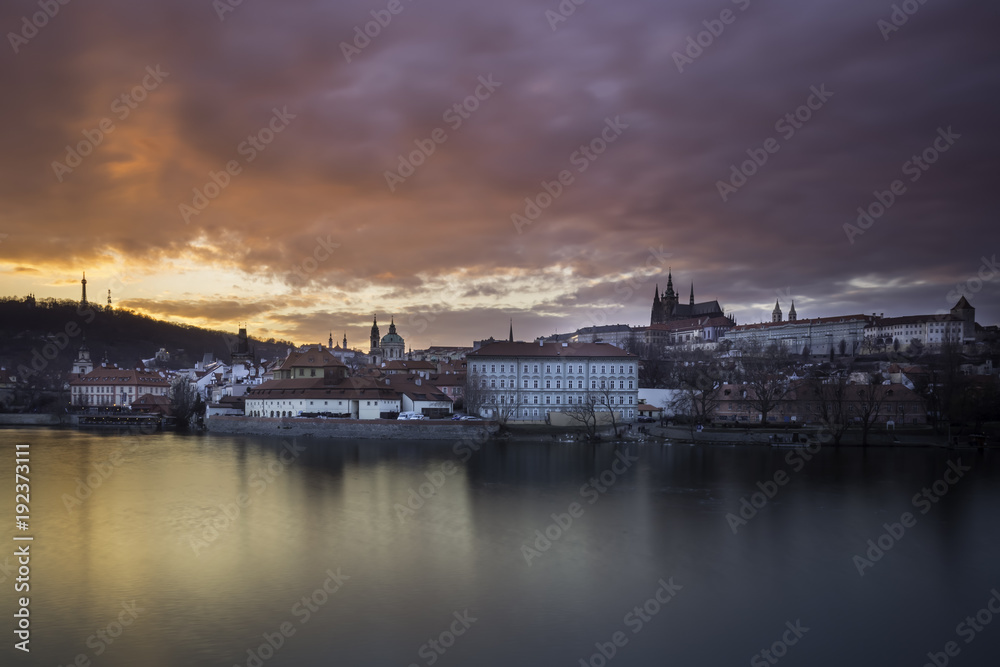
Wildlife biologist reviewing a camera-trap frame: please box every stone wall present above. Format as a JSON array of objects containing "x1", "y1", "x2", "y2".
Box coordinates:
[
  {"x1": 0, "y1": 413, "x2": 67, "y2": 426},
  {"x1": 207, "y1": 416, "x2": 497, "y2": 440}
]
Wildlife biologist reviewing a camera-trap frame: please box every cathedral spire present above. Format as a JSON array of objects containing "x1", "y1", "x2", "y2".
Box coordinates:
[
  {"x1": 689, "y1": 282, "x2": 694, "y2": 306},
  {"x1": 788, "y1": 301, "x2": 797, "y2": 322},
  {"x1": 772, "y1": 299, "x2": 782, "y2": 323},
  {"x1": 665, "y1": 269, "x2": 674, "y2": 298},
  {"x1": 509, "y1": 318, "x2": 514, "y2": 343}
]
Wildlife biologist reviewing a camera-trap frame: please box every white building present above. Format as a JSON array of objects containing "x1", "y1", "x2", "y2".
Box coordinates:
[
  {"x1": 863, "y1": 298, "x2": 977, "y2": 352},
  {"x1": 466, "y1": 341, "x2": 639, "y2": 423},
  {"x1": 242, "y1": 345, "x2": 403, "y2": 419},
  {"x1": 69, "y1": 368, "x2": 172, "y2": 407},
  {"x1": 722, "y1": 314, "x2": 875, "y2": 357}
]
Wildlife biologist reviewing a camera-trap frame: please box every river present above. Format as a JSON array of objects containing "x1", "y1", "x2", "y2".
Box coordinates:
[{"x1": 1, "y1": 428, "x2": 998, "y2": 666}]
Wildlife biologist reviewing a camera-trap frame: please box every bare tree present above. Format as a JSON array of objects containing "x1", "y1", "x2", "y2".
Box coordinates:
[
  {"x1": 738, "y1": 338, "x2": 793, "y2": 426},
  {"x1": 563, "y1": 393, "x2": 600, "y2": 439},
  {"x1": 464, "y1": 371, "x2": 489, "y2": 418},
  {"x1": 805, "y1": 374, "x2": 849, "y2": 446},
  {"x1": 854, "y1": 373, "x2": 888, "y2": 447}
]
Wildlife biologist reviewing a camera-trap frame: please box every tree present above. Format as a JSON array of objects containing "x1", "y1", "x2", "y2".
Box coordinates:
[
  {"x1": 563, "y1": 393, "x2": 600, "y2": 439},
  {"x1": 805, "y1": 374, "x2": 849, "y2": 446},
  {"x1": 738, "y1": 338, "x2": 793, "y2": 426},
  {"x1": 170, "y1": 376, "x2": 199, "y2": 431},
  {"x1": 464, "y1": 371, "x2": 488, "y2": 418},
  {"x1": 854, "y1": 374, "x2": 888, "y2": 447},
  {"x1": 485, "y1": 389, "x2": 522, "y2": 428}
]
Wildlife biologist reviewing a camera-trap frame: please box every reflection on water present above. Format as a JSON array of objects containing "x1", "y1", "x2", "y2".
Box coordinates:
[{"x1": 1, "y1": 428, "x2": 998, "y2": 666}]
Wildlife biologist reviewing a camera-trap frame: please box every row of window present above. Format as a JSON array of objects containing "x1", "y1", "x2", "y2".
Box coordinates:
[
  {"x1": 486, "y1": 378, "x2": 635, "y2": 390},
  {"x1": 516, "y1": 408, "x2": 635, "y2": 418},
  {"x1": 472, "y1": 363, "x2": 634, "y2": 375},
  {"x1": 489, "y1": 394, "x2": 635, "y2": 406}
]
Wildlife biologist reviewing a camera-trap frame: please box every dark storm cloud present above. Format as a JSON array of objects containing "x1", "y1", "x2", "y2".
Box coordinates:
[{"x1": 0, "y1": 0, "x2": 997, "y2": 344}]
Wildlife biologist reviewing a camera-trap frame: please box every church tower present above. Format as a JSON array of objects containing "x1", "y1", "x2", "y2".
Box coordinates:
[
  {"x1": 72, "y1": 338, "x2": 93, "y2": 376},
  {"x1": 343, "y1": 333, "x2": 348, "y2": 350},
  {"x1": 788, "y1": 301, "x2": 797, "y2": 321},
  {"x1": 772, "y1": 300, "x2": 782, "y2": 323},
  {"x1": 663, "y1": 269, "x2": 678, "y2": 317},
  {"x1": 369, "y1": 315, "x2": 380, "y2": 354},
  {"x1": 509, "y1": 319, "x2": 514, "y2": 343},
  {"x1": 650, "y1": 285, "x2": 662, "y2": 325},
  {"x1": 689, "y1": 283, "x2": 694, "y2": 307}
]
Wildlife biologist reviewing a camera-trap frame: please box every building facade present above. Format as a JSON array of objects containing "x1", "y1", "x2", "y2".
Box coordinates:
[
  {"x1": 466, "y1": 341, "x2": 639, "y2": 423},
  {"x1": 70, "y1": 368, "x2": 172, "y2": 407}
]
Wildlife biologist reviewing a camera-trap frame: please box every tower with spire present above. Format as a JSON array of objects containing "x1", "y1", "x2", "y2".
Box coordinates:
[
  {"x1": 772, "y1": 300, "x2": 783, "y2": 323},
  {"x1": 788, "y1": 301, "x2": 797, "y2": 322},
  {"x1": 649, "y1": 270, "x2": 728, "y2": 326},
  {"x1": 369, "y1": 315, "x2": 380, "y2": 355},
  {"x1": 509, "y1": 319, "x2": 514, "y2": 343},
  {"x1": 80, "y1": 272, "x2": 87, "y2": 306}
]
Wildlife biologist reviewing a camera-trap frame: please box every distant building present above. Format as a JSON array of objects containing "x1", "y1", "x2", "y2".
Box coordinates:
[
  {"x1": 368, "y1": 315, "x2": 405, "y2": 364},
  {"x1": 651, "y1": 271, "x2": 727, "y2": 324},
  {"x1": 864, "y1": 298, "x2": 976, "y2": 352},
  {"x1": 722, "y1": 305, "x2": 875, "y2": 357},
  {"x1": 467, "y1": 341, "x2": 639, "y2": 423},
  {"x1": 69, "y1": 368, "x2": 171, "y2": 407},
  {"x1": 244, "y1": 345, "x2": 404, "y2": 419}
]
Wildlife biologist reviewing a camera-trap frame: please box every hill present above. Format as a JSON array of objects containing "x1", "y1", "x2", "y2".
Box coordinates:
[{"x1": 0, "y1": 296, "x2": 295, "y2": 385}]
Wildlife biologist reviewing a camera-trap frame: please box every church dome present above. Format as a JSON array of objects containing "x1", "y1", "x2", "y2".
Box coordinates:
[{"x1": 381, "y1": 332, "x2": 404, "y2": 345}]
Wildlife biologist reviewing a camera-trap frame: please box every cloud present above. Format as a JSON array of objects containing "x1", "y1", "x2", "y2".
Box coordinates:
[{"x1": 0, "y1": 0, "x2": 997, "y2": 346}]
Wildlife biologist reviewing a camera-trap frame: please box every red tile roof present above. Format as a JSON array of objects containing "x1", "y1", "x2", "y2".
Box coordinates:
[{"x1": 468, "y1": 341, "x2": 636, "y2": 358}]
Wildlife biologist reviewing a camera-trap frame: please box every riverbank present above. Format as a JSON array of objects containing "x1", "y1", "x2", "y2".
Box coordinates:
[
  {"x1": 207, "y1": 415, "x2": 499, "y2": 440},
  {"x1": 646, "y1": 424, "x2": 981, "y2": 448}
]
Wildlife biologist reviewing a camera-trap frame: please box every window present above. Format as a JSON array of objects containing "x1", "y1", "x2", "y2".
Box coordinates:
[
  {"x1": 619, "y1": 380, "x2": 624, "y2": 389},
  {"x1": 546, "y1": 396, "x2": 551, "y2": 404},
  {"x1": 601, "y1": 380, "x2": 606, "y2": 389},
  {"x1": 568, "y1": 397, "x2": 574, "y2": 405},
  {"x1": 310, "y1": 369, "x2": 316, "y2": 377},
  {"x1": 628, "y1": 380, "x2": 633, "y2": 389},
  {"x1": 533, "y1": 396, "x2": 538, "y2": 404},
  {"x1": 628, "y1": 365, "x2": 633, "y2": 373},
  {"x1": 556, "y1": 380, "x2": 561, "y2": 389},
  {"x1": 628, "y1": 396, "x2": 633, "y2": 404},
  {"x1": 490, "y1": 379, "x2": 496, "y2": 388},
  {"x1": 523, "y1": 365, "x2": 528, "y2": 372},
  {"x1": 500, "y1": 380, "x2": 506, "y2": 388},
  {"x1": 546, "y1": 380, "x2": 551, "y2": 389},
  {"x1": 592, "y1": 366, "x2": 596, "y2": 373},
  {"x1": 578, "y1": 365, "x2": 583, "y2": 373},
  {"x1": 533, "y1": 380, "x2": 538, "y2": 388},
  {"x1": 619, "y1": 365, "x2": 624, "y2": 373},
  {"x1": 578, "y1": 380, "x2": 583, "y2": 389},
  {"x1": 601, "y1": 365, "x2": 606, "y2": 373},
  {"x1": 472, "y1": 364, "x2": 477, "y2": 372},
  {"x1": 523, "y1": 379, "x2": 528, "y2": 388},
  {"x1": 545, "y1": 365, "x2": 551, "y2": 373},
  {"x1": 534, "y1": 365, "x2": 538, "y2": 373},
  {"x1": 556, "y1": 397, "x2": 561, "y2": 404},
  {"x1": 592, "y1": 380, "x2": 597, "y2": 388}
]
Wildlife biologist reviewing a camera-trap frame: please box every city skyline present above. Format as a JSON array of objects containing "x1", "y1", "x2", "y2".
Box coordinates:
[{"x1": 1, "y1": 0, "x2": 997, "y2": 349}]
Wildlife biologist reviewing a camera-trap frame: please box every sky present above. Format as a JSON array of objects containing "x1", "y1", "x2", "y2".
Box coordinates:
[{"x1": 1, "y1": 0, "x2": 998, "y2": 349}]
